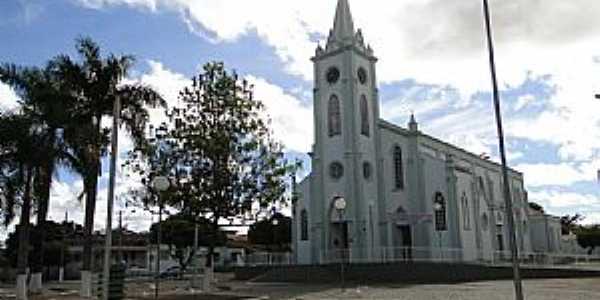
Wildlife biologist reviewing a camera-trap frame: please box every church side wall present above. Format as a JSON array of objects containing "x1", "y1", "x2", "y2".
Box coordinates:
[
  {"x1": 378, "y1": 127, "x2": 411, "y2": 250},
  {"x1": 455, "y1": 169, "x2": 478, "y2": 261},
  {"x1": 295, "y1": 178, "x2": 313, "y2": 264},
  {"x1": 420, "y1": 151, "x2": 450, "y2": 256},
  {"x1": 419, "y1": 135, "x2": 531, "y2": 261}
]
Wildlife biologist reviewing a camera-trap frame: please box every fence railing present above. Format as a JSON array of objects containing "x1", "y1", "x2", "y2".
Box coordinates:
[
  {"x1": 245, "y1": 252, "x2": 294, "y2": 266},
  {"x1": 245, "y1": 246, "x2": 600, "y2": 270}
]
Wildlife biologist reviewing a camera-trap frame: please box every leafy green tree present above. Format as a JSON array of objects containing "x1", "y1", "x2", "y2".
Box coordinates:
[
  {"x1": 575, "y1": 225, "x2": 600, "y2": 255},
  {"x1": 528, "y1": 202, "x2": 544, "y2": 214},
  {"x1": 5, "y1": 220, "x2": 73, "y2": 269},
  {"x1": 248, "y1": 213, "x2": 291, "y2": 252},
  {"x1": 127, "y1": 62, "x2": 295, "y2": 268},
  {"x1": 148, "y1": 214, "x2": 225, "y2": 272},
  {"x1": 51, "y1": 38, "x2": 165, "y2": 286},
  {"x1": 560, "y1": 214, "x2": 584, "y2": 235}
]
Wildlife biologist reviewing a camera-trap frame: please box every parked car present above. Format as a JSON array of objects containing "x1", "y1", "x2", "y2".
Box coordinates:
[{"x1": 159, "y1": 266, "x2": 181, "y2": 279}]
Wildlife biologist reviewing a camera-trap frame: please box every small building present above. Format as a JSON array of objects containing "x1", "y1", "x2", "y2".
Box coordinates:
[{"x1": 527, "y1": 210, "x2": 562, "y2": 254}]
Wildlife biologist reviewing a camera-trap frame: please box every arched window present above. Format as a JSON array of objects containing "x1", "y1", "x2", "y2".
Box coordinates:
[
  {"x1": 328, "y1": 95, "x2": 341, "y2": 137},
  {"x1": 434, "y1": 192, "x2": 447, "y2": 231},
  {"x1": 360, "y1": 95, "x2": 369, "y2": 137},
  {"x1": 394, "y1": 146, "x2": 404, "y2": 189},
  {"x1": 461, "y1": 192, "x2": 471, "y2": 230},
  {"x1": 481, "y1": 213, "x2": 489, "y2": 231},
  {"x1": 300, "y1": 209, "x2": 309, "y2": 240}
]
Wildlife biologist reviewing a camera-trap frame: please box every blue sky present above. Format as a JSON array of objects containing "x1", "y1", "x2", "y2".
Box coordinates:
[{"x1": 1, "y1": 0, "x2": 600, "y2": 234}]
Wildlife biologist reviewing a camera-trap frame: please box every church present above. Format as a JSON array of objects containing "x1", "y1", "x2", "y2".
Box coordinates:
[{"x1": 291, "y1": 0, "x2": 533, "y2": 265}]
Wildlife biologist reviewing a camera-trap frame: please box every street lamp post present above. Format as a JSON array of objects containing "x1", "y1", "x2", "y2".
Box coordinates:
[
  {"x1": 102, "y1": 93, "x2": 120, "y2": 300},
  {"x1": 272, "y1": 218, "x2": 280, "y2": 253},
  {"x1": 433, "y1": 203, "x2": 443, "y2": 261},
  {"x1": 333, "y1": 196, "x2": 346, "y2": 292},
  {"x1": 59, "y1": 211, "x2": 68, "y2": 283},
  {"x1": 152, "y1": 176, "x2": 170, "y2": 300}
]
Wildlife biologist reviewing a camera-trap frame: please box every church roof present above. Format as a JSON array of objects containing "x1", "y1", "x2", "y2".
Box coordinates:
[
  {"x1": 378, "y1": 119, "x2": 523, "y2": 176},
  {"x1": 332, "y1": 0, "x2": 355, "y2": 41}
]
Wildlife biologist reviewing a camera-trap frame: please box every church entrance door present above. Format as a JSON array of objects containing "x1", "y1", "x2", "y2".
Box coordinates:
[
  {"x1": 330, "y1": 222, "x2": 349, "y2": 262},
  {"x1": 393, "y1": 225, "x2": 412, "y2": 261}
]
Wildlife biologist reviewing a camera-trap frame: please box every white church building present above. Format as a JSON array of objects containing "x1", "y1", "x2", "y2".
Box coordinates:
[{"x1": 291, "y1": 0, "x2": 533, "y2": 265}]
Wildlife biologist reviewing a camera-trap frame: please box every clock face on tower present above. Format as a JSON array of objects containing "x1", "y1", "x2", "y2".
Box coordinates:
[
  {"x1": 358, "y1": 67, "x2": 368, "y2": 85},
  {"x1": 326, "y1": 67, "x2": 340, "y2": 84}
]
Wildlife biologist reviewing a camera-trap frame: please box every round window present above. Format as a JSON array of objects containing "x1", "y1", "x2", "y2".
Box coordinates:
[
  {"x1": 357, "y1": 67, "x2": 367, "y2": 84},
  {"x1": 329, "y1": 162, "x2": 344, "y2": 179},
  {"x1": 326, "y1": 67, "x2": 340, "y2": 84},
  {"x1": 363, "y1": 162, "x2": 372, "y2": 180}
]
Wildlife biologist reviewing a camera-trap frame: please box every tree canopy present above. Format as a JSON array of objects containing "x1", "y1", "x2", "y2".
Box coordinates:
[
  {"x1": 126, "y1": 62, "x2": 296, "y2": 266},
  {"x1": 248, "y1": 213, "x2": 291, "y2": 252},
  {"x1": 575, "y1": 225, "x2": 600, "y2": 255},
  {"x1": 149, "y1": 214, "x2": 225, "y2": 271}
]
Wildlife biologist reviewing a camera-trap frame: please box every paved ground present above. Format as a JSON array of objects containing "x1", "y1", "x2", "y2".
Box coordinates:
[
  {"x1": 2, "y1": 275, "x2": 600, "y2": 299},
  {"x1": 227, "y1": 278, "x2": 600, "y2": 300}
]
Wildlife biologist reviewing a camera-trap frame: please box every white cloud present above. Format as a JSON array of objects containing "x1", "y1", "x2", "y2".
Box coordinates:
[
  {"x1": 527, "y1": 190, "x2": 600, "y2": 216},
  {"x1": 248, "y1": 75, "x2": 313, "y2": 153},
  {"x1": 0, "y1": 82, "x2": 20, "y2": 111},
  {"x1": 581, "y1": 212, "x2": 600, "y2": 225},
  {"x1": 516, "y1": 163, "x2": 593, "y2": 187},
  {"x1": 514, "y1": 94, "x2": 535, "y2": 111}
]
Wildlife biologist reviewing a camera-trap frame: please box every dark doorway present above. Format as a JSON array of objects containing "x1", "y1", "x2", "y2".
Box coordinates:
[
  {"x1": 331, "y1": 222, "x2": 349, "y2": 262},
  {"x1": 399, "y1": 225, "x2": 412, "y2": 260},
  {"x1": 497, "y1": 234, "x2": 504, "y2": 259}
]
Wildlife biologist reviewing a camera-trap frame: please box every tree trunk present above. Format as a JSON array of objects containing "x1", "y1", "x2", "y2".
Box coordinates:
[
  {"x1": 80, "y1": 170, "x2": 98, "y2": 298},
  {"x1": 16, "y1": 166, "x2": 34, "y2": 300},
  {"x1": 203, "y1": 217, "x2": 219, "y2": 292},
  {"x1": 30, "y1": 162, "x2": 53, "y2": 294}
]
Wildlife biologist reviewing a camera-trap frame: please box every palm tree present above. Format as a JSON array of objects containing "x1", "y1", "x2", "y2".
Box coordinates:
[
  {"x1": 1, "y1": 62, "x2": 73, "y2": 294},
  {"x1": 52, "y1": 37, "x2": 165, "y2": 296},
  {"x1": 0, "y1": 112, "x2": 46, "y2": 300}
]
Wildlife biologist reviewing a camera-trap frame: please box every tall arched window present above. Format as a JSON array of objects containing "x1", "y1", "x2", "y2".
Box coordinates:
[
  {"x1": 434, "y1": 192, "x2": 447, "y2": 231},
  {"x1": 360, "y1": 95, "x2": 369, "y2": 137},
  {"x1": 300, "y1": 209, "x2": 309, "y2": 240},
  {"x1": 461, "y1": 192, "x2": 471, "y2": 230},
  {"x1": 328, "y1": 95, "x2": 341, "y2": 137},
  {"x1": 394, "y1": 146, "x2": 404, "y2": 189}
]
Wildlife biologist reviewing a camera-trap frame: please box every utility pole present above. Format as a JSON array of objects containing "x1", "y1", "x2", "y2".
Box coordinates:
[{"x1": 482, "y1": 1, "x2": 524, "y2": 299}]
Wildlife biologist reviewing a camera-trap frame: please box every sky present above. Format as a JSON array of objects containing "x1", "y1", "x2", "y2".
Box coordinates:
[{"x1": 1, "y1": 0, "x2": 600, "y2": 237}]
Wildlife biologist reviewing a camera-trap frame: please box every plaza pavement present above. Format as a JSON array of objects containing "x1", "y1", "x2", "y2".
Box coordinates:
[{"x1": 2, "y1": 276, "x2": 599, "y2": 299}]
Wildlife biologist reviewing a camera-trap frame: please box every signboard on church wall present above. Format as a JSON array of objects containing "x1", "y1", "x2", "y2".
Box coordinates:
[{"x1": 390, "y1": 212, "x2": 433, "y2": 225}]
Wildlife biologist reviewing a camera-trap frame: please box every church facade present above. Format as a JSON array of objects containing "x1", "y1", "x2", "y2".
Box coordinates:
[{"x1": 292, "y1": 0, "x2": 533, "y2": 265}]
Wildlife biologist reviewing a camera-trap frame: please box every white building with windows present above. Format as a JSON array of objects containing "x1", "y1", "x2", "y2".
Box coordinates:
[{"x1": 291, "y1": 0, "x2": 533, "y2": 265}]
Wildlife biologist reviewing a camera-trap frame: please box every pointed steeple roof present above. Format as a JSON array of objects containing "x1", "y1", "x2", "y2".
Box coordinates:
[
  {"x1": 408, "y1": 113, "x2": 419, "y2": 132},
  {"x1": 332, "y1": 0, "x2": 355, "y2": 40}
]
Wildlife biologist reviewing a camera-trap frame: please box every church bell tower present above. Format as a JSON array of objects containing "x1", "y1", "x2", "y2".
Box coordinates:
[{"x1": 310, "y1": 0, "x2": 382, "y2": 262}]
